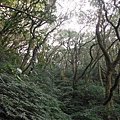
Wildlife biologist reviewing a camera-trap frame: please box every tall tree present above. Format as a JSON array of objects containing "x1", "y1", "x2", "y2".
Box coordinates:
[
  {"x1": 96, "y1": 0, "x2": 120, "y2": 108},
  {"x1": 0, "y1": 0, "x2": 64, "y2": 74}
]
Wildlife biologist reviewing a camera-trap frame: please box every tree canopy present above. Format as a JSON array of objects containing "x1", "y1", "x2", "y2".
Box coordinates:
[{"x1": 0, "y1": 0, "x2": 120, "y2": 120}]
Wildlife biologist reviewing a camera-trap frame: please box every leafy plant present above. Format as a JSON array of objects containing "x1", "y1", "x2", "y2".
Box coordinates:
[{"x1": 0, "y1": 73, "x2": 71, "y2": 120}]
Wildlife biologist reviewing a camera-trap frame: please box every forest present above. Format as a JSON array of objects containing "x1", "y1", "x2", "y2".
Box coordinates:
[{"x1": 0, "y1": 0, "x2": 120, "y2": 120}]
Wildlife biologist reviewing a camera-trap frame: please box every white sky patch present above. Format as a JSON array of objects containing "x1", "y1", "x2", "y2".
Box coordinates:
[{"x1": 56, "y1": 0, "x2": 95, "y2": 32}]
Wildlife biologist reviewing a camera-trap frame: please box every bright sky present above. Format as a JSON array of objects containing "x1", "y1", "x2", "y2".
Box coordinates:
[
  {"x1": 56, "y1": 0, "x2": 112, "y2": 32},
  {"x1": 56, "y1": 0, "x2": 94, "y2": 32}
]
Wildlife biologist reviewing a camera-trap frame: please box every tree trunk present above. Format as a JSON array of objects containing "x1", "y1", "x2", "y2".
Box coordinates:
[
  {"x1": 98, "y1": 61, "x2": 104, "y2": 86},
  {"x1": 105, "y1": 70, "x2": 113, "y2": 108},
  {"x1": 118, "y1": 81, "x2": 120, "y2": 96}
]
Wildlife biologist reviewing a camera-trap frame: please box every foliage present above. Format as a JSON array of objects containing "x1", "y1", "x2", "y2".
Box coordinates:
[
  {"x1": 0, "y1": 73, "x2": 71, "y2": 120},
  {"x1": 0, "y1": 0, "x2": 120, "y2": 120},
  {"x1": 0, "y1": 47, "x2": 71, "y2": 120},
  {"x1": 57, "y1": 80, "x2": 120, "y2": 120}
]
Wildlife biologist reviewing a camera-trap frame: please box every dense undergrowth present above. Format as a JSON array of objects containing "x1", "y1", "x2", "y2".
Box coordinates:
[
  {"x1": 0, "y1": 73, "x2": 71, "y2": 120},
  {"x1": 0, "y1": 49, "x2": 71, "y2": 120},
  {"x1": 0, "y1": 48, "x2": 120, "y2": 120}
]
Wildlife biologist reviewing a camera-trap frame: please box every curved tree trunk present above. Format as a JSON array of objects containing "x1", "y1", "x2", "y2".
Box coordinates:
[{"x1": 105, "y1": 70, "x2": 113, "y2": 108}]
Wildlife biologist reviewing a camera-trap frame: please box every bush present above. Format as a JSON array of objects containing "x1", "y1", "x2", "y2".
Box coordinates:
[{"x1": 0, "y1": 73, "x2": 71, "y2": 120}]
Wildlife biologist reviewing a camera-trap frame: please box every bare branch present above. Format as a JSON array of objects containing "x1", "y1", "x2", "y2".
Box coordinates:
[
  {"x1": 96, "y1": 6, "x2": 111, "y2": 66},
  {"x1": 102, "y1": 1, "x2": 120, "y2": 41},
  {"x1": 103, "y1": 71, "x2": 120, "y2": 105},
  {"x1": 112, "y1": 49, "x2": 120, "y2": 68},
  {"x1": 77, "y1": 43, "x2": 97, "y2": 80}
]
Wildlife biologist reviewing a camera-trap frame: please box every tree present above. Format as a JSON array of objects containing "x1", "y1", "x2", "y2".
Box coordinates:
[
  {"x1": 0, "y1": 0, "x2": 65, "y2": 74},
  {"x1": 96, "y1": 0, "x2": 120, "y2": 109}
]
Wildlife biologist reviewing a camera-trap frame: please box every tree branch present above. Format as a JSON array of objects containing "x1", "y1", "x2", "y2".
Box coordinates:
[
  {"x1": 96, "y1": 6, "x2": 111, "y2": 66},
  {"x1": 0, "y1": 4, "x2": 44, "y2": 21},
  {"x1": 76, "y1": 43, "x2": 97, "y2": 80},
  {"x1": 112, "y1": 49, "x2": 120, "y2": 68},
  {"x1": 102, "y1": 1, "x2": 120, "y2": 41},
  {"x1": 103, "y1": 71, "x2": 120, "y2": 105}
]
